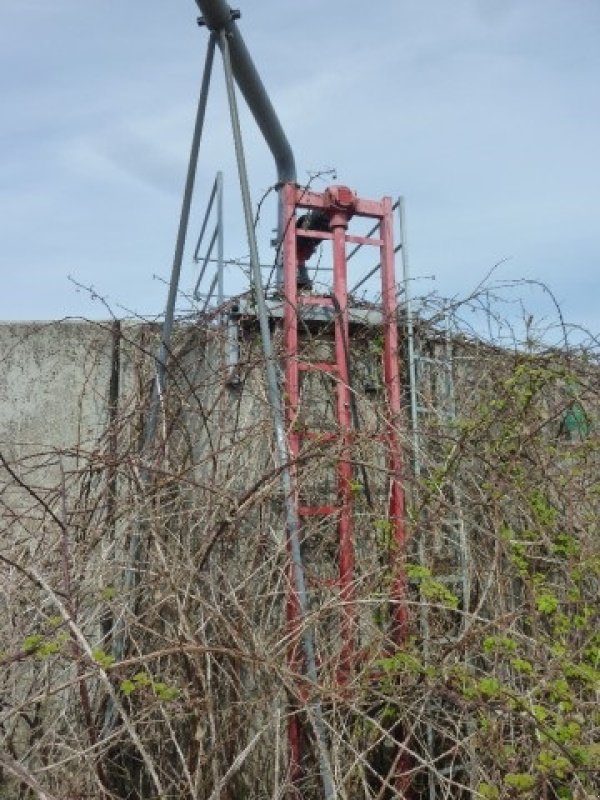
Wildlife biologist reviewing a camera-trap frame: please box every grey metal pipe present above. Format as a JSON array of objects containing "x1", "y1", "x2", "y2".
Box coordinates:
[
  {"x1": 220, "y1": 29, "x2": 335, "y2": 800},
  {"x1": 104, "y1": 37, "x2": 217, "y2": 744},
  {"x1": 196, "y1": 0, "x2": 296, "y2": 186},
  {"x1": 143, "y1": 33, "x2": 217, "y2": 455}
]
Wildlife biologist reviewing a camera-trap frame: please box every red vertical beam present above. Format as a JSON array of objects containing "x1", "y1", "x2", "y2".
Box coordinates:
[
  {"x1": 281, "y1": 181, "x2": 303, "y2": 786},
  {"x1": 380, "y1": 196, "x2": 413, "y2": 798},
  {"x1": 330, "y1": 209, "x2": 356, "y2": 681},
  {"x1": 379, "y1": 196, "x2": 409, "y2": 644},
  {"x1": 282, "y1": 182, "x2": 299, "y2": 433}
]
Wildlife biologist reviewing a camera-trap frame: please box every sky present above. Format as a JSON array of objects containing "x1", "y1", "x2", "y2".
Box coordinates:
[{"x1": 1, "y1": 0, "x2": 599, "y2": 342}]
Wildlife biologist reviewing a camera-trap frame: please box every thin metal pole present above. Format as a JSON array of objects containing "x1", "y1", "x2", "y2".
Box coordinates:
[
  {"x1": 143, "y1": 33, "x2": 217, "y2": 455},
  {"x1": 380, "y1": 197, "x2": 408, "y2": 644},
  {"x1": 106, "y1": 35, "x2": 217, "y2": 726},
  {"x1": 216, "y1": 171, "x2": 224, "y2": 306},
  {"x1": 347, "y1": 199, "x2": 400, "y2": 263},
  {"x1": 348, "y1": 244, "x2": 402, "y2": 297},
  {"x1": 219, "y1": 29, "x2": 336, "y2": 800},
  {"x1": 193, "y1": 173, "x2": 220, "y2": 262},
  {"x1": 105, "y1": 35, "x2": 216, "y2": 676},
  {"x1": 399, "y1": 197, "x2": 434, "y2": 800},
  {"x1": 196, "y1": 0, "x2": 296, "y2": 184},
  {"x1": 399, "y1": 197, "x2": 420, "y2": 477}
]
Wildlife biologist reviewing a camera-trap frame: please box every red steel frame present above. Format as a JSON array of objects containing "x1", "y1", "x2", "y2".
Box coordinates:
[{"x1": 281, "y1": 183, "x2": 409, "y2": 789}]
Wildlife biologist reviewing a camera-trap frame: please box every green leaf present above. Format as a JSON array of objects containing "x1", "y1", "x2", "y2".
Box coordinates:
[
  {"x1": 484, "y1": 635, "x2": 517, "y2": 654},
  {"x1": 536, "y1": 750, "x2": 571, "y2": 779},
  {"x1": 478, "y1": 784, "x2": 499, "y2": 800},
  {"x1": 421, "y1": 578, "x2": 460, "y2": 609},
  {"x1": 503, "y1": 772, "x2": 536, "y2": 792},
  {"x1": 120, "y1": 679, "x2": 136, "y2": 696},
  {"x1": 477, "y1": 677, "x2": 501, "y2": 698},
  {"x1": 92, "y1": 648, "x2": 116, "y2": 670},
  {"x1": 100, "y1": 585, "x2": 117, "y2": 601},
  {"x1": 510, "y1": 657, "x2": 533, "y2": 675},
  {"x1": 405, "y1": 563, "x2": 431, "y2": 580},
  {"x1": 35, "y1": 641, "x2": 61, "y2": 659},
  {"x1": 532, "y1": 704, "x2": 549, "y2": 722},
  {"x1": 536, "y1": 592, "x2": 559, "y2": 614},
  {"x1": 23, "y1": 634, "x2": 44, "y2": 654},
  {"x1": 376, "y1": 650, "x2": 424, "y2": 676},
  {"x1": 153, "y1": 682, "x2": 179, "y2": 701},
  {"x1": 132, "y1": 671, "x2": 151, "y2": 687}
]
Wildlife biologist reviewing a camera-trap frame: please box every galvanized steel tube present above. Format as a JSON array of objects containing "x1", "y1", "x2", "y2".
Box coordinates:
[{"x1": 195, "y1": 0, "x2": 296, "y2": 186}]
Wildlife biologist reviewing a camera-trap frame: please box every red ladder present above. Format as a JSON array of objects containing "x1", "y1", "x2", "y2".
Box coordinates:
[{"x1": 280, "y1": 184, "x2": 409, "y2": 788}]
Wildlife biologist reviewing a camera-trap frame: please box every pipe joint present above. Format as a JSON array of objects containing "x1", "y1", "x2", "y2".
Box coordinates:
[
  {"x1": 197, "y1": 7, "x2": 240, "y2": 30},
  {"x1": 325, "y1": 185, "x2": 357, "y2": 229}
]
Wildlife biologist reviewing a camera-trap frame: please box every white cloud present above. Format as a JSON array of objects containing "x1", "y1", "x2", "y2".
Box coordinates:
[{"x1": 0, "y1": 0, "x2": 597, "y2": 333}]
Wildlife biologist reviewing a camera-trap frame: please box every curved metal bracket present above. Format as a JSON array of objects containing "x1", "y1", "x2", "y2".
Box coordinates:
[{"x1": 195, "y1": 0, "x2": 296, "y2": 186}]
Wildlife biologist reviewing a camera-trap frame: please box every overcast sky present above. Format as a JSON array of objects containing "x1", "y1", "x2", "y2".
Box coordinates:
[{"x1": 1, "y1": 0, "x2": 598, "y2": 340}]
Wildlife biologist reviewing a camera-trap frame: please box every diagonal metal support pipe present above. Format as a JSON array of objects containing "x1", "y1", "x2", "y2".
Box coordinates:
[
  {"x1": 219, "y1": 27, "x2": 336, "y2": 800},
  {"x1": 195, "y1": 0, "x2": 295, "y2": 288},
  {"x1": 195, "y1": 0, "x2": 296, "y2": 187},
  {"x1": 103, "y1": 35, "x2": 217, "y2": 743}
]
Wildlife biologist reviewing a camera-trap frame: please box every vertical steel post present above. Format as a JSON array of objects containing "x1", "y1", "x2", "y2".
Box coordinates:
[
  {"x1": 380, "y1": 197, "x2": 409, "y2": 643},
  {"x1": 219, "y1": 32, "x2": 335, "y2": 800},
  {"x1": 399, "y1": 196, "x2": 433, "y2": 798},
  {"x1": 380, "y1": 195, "x2": 414, "y2": 799},
  {"x1": 216, "y1": 170, "x2": 224, "y2": 307},
  {"x1": 399, "y1": 197, "x2": 421, "y2": 480},
  {"x1": 143, "y1": 34, "x2": 217, "y2": 455},
  {"x1": 330, "y1": 208, "x2": 356, "y2": 679},
  {"x1": 105, "y1": 32, "x2": 217, "y2": 741},
  {"x1": 281, "y1": 182, "x2": 303, "y2": 785}
]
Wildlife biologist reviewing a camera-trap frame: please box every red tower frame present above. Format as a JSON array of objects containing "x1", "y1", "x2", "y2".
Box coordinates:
[{"x1": 281, "y1": 184, "x2": 409, "y2": 789}]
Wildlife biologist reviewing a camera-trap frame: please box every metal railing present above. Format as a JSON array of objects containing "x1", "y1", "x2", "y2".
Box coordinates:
[
  {"x1": 347, "y1": 197, "x2": 403, "y2": 296},
  {"x1": 193, "y1": 170, "x2": 224, "y2": 312}
]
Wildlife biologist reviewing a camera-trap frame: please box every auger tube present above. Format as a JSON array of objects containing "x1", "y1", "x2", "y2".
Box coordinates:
[{"x1": 195, "y1": 0, "x2": 297, "y2": 188}]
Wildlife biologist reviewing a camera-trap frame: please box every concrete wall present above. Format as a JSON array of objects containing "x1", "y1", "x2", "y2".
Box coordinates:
[{"x1": 0, "y1": 321, "x2": 117, "y2": 463}]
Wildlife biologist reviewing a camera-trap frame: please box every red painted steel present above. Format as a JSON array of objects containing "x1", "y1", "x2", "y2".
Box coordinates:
[
  {"x1": 296, "y1": 295, "x2": 334, "y2": 308},
  {"x1": 379, "y1": 196, "x2": 409, "y2": 644},
  {"x1": 329, "y1": 198, "x2": 356, "y2": 682},
  {"x1": 281, "y1": 183, "x2": 304, "y2": 788},
  {"x1": 281, "y1": 182, "x2": 410, "y2": 795},
  {"x1": 297, "y1": 364, "x2": 338, "y2": 379},
  {"x1": 298, "y1": 505, "x2": 340, "y2": 517}
]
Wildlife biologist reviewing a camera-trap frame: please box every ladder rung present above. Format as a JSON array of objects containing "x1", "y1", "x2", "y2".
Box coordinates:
[
  {"x1": 297, "y1": 295, "x2": 334, "y2": 308},
  {"x1": 301, "y1": 431, "x2": 338, "y2": 443},
  {"x1": 307, "y1": 576, "x2": 339, "y2": 590},
  {"x1": 298, "y1": 361, "x2": 338, "y2": 375},
  {"x1": 298, "y1": 505, "x2": 340, "y2": 517}
]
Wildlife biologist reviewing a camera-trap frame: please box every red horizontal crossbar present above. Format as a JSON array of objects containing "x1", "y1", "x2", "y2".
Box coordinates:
[
  {"x1": 297, "y1": 361, "x2": 338, "y2": 374},
  {"x1": 291, "y1": 187, "x2": 388, "y2": 219},
  {"x1": 298, "y1": 505, "x2": 340, "y2": 517},
  {"x1": 296, "y1": 229, "x2": 333, "y2": 241},
  {"x1": 296, "y1": 227, "x2": 381, "y2": 249},
  {"x1": 344, "y1": 234, "x2": 383, "y2": 247},
  {"x1": 296, "y1": 295, "x2": 334, "y2": 307},
  {"x1": 300, "y1": 431, "x2": 338, "y2": 442}
]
